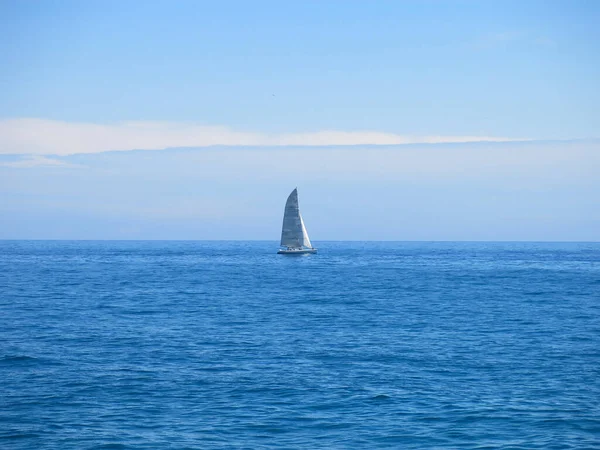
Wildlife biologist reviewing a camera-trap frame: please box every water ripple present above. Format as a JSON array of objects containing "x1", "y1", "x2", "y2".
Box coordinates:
[{"x1": 0, "y1": 241, "x2": 599, "y2": 448}]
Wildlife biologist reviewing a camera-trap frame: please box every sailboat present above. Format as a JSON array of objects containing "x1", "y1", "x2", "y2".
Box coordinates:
[{"x1": 277, "y1": 188, "x2": 317, "y2": 254}]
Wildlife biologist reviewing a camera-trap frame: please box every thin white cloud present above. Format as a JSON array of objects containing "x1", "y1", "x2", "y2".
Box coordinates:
[
  {"x1": 0, "y1": 118, "x2": 522, "y2": 156},
  {"x1": 0, "y1": 155, "x2": 84, "y2": 168}
]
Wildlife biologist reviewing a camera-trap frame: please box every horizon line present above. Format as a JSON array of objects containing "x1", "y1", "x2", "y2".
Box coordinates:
[{"x1": 1, "y1": 239, "x2": 598, "y2": 243}]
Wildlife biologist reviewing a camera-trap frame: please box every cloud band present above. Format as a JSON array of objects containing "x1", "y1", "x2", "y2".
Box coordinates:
[{"x1": 0, "y1": 118, "x2": 521, "y2": 156}]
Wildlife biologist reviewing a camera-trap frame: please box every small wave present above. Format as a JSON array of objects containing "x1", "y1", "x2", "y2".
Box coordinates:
[
  {"x1": 0, "y1": 433, "x2": 40, "y2": 440},
  {"x1": 0, "y1": 354, "x2": 64, "y2": 367},
  {"x1": 90, "y1": 444, "x2": 131, "y2": 450},
  {"x1": 0, "y1": 355, "x2": 38, "y2": 363}
]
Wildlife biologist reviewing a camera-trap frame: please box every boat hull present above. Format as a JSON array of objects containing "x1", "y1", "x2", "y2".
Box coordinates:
[{"x1": 277, "y1": 248, "x2": 317, "y2": 255}]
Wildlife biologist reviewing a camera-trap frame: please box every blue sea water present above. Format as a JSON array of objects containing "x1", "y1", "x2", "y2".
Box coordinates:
[{"x1": 1, "y1": 241, "x2": 599, "y2": 449}]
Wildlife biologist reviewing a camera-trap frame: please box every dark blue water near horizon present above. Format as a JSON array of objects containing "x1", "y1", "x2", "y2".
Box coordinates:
[{"x1": 1, "y1": 241, "x2": 599, "y2": 449}]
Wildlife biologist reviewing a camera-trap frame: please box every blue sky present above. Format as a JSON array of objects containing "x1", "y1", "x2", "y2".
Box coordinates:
[
  {"x1": 0, "y1": 1, "x2": 599, "y2": 240},
  {"x1": 2, "y1": 0, "x2": 599, "y2": 137}
]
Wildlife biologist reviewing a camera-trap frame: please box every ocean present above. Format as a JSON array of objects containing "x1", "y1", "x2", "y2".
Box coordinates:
[{"x1": 1, "y1": 241, "x2": 599, "y2": 449}]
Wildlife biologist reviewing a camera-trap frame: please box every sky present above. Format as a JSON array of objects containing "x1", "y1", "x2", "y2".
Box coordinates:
[{"x1": 1, "y1": 1, "x2": 599, "y2": 240}]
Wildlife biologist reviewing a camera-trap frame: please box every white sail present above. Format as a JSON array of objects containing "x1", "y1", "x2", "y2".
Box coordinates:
[
  {"x1": 280, "y1": 188, "x2": 313, "y2": 249},
  {"x1": 299, "y1": 214, "x2": 312, "y2": 248}
]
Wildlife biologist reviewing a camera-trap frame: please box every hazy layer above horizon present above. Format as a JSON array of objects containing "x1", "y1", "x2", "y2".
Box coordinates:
[{"x1": 1, "y1": 140, "x2": 598, "y2": 241}]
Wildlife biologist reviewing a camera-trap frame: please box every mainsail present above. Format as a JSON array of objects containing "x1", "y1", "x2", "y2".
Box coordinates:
[{"x1": 280, "y1": 188, "x2": 312, "y2": 249}]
